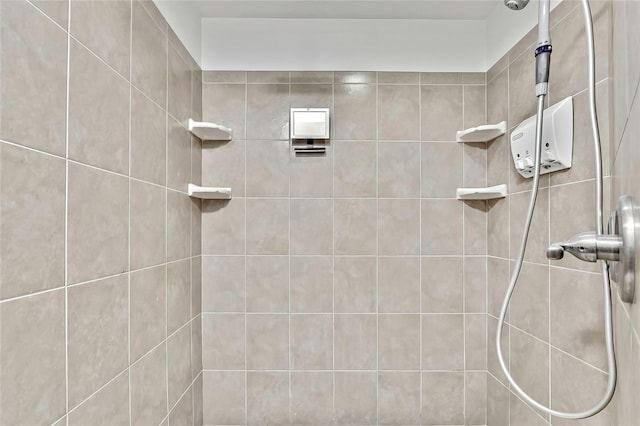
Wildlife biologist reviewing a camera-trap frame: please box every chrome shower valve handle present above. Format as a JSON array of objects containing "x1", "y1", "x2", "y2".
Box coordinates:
[
  {"x1": 547, "y1": 195, "x2": 638, "y2": 303},
  {"x1": 546, "y1": 232, "x2": 622, "y2": 262}
]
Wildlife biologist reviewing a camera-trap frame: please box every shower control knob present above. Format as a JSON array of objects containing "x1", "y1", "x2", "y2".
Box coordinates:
[{"x1": 546, "y1": 245, "x2": 564, "y2": 259}]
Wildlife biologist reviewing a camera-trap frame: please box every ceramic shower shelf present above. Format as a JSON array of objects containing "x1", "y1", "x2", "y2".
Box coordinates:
[
  {"x1": 188, "y1": 184, "x2": 232, "y2": 200},
  {"x1": 456, "y1": 184, "x2": 507, "y2": 201},
  {"x1": 456, "y1": 121, "x2": 506, "y2": 143},
  {"x1": 188, "y1": 119, "x2": 233, "y2": 141}
]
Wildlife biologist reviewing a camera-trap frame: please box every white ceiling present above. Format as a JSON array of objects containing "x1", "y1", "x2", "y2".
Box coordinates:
[
  {"x1": 178, "y1": 1, "x2": 501, "y2": 20},
  {"x1": 154, "y1": 0, "x2": 549, "y2": 71}
]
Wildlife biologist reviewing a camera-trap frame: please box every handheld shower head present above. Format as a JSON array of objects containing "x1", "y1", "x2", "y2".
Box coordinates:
[{"x1": 504, "y1": 0, "x2": 529, "y2": 10}]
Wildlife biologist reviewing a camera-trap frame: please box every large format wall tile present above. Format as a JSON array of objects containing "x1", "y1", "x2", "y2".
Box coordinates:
[
  {"x1": 0, "y1": 289, "x2": 66, "y2": 426},
  {"x1": 68, "y1": 275, "x2": 129, "y2": 407},
  {"x1": 68, "y1": 40, "x2": 129, "y2": 174},
  {"x1": 131, "y1": 88, "x2": 167, "y2": 185},
  {"x1": 0, "y1": 1, "x2": 67, "y2": 156},
  {"x1": 67, "y1": 163, "x2": 129, "y2": 284},
  {"x1": 132, "y1": 1, "x2": 167, "y2": 107},
  {"x1": 0, "y1": 144, "x2": 65, "y2": 300}
]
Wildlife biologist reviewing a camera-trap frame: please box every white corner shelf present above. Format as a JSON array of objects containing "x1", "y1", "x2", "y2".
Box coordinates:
[
  {"x1": 456, "y1": 121, "x2": 506, "y2": 143},
  {"x1": 188, "y1": 119, "x2": 233, "y2": 141},
  {"x1": 188, "y1": 183, "x2": 232, "y2": 200},
  {"x1": 456, "y1": 184, "x2": 507, "y2": 201}
]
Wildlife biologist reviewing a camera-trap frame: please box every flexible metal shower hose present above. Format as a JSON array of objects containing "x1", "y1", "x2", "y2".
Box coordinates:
[{"x1": 496, "y1": 0, "x2": 617, "y2": 419}]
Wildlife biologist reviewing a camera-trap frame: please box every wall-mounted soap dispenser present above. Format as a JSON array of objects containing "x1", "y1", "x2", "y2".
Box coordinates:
[
  {"x1": 510, "y1": 96, "x2": 573, "y2": 178},
  {"x1": 290, "y1": 108, "x2": 330, "y2": 154}
]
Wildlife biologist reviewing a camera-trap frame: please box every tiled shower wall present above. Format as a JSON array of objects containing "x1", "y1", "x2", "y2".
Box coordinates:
[
  {"x1": 200, "y1": 71, "x2": 490, "y2": 425},
  {"x1": 0, "y1": 1, "x2": 203, "y2": 425},
  {"x1": 485, "y1": 1, "x2": 617, "y2": 425},
  {"x1": 609, "y1": 0, "x2": 640, "y2": 424}
]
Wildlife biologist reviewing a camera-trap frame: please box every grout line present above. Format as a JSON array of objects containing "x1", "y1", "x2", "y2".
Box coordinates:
[
  {"x1": 64, "y1": 0, "x2": 71, "y2": 420},
  {"x1": 127, "y1": 0, "x2": 133, "y2": 424}
]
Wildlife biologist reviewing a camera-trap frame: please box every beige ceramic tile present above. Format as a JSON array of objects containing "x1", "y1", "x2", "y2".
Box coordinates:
[
  {"x1": 421, "y1": 142, "x2": 463, "y2": 198},
  {"x1": 70, "y1": 0, "x2": 130, "y2": 76},
  {"x1": 202, "y1": 198, "x2": 245, "y2": 255},
  {"x1": 68, "y1": 40, "x2": 129, "y2": 174},
  {"x1": 167, "y1": 190, "x2": 191, "y2": 261},
  {"x1": 167, "y1": 324, "x2": 192, "y2": 408},
  {"x1": 202, "y1": 256, "x2": 245, "y2": 312},
  {"x1": 421, "y1": 199, "x2": 463, "y2": 255},
  {"x1": 248, "y1": 71, "x2": 289, "y2": 83},
  {"x1": 421, "y1": 372, "x2": 464, "y2": 425},
  {"x1": 290, "y1": 314, "x2": 333, "y2": 370},
  {"x1": 68, "y1": 275, "x2": 128, "y2": 407},
  {"x1": 509, "y1": 328, "x2": 550, "y2": 406},
  {"x1": 246, "y1": 140, "x2": 290, "y2": 196},
  {"x1": 421, "y1": 85, "x2": 463, "y2": 141},
  {"x1": 509, "y1": 188, "x2": 549, "y2": 264},
  {"x1": 290, "y1": 71, "x2": 333, "y2": 84},
  {"x1": 67, "y1": 163, "x2": 128, "y2": 284},
  {"x1": 463, "y1": 85, "x2": 486, "y2": 129},
  {"x1": 465, "y1": 314, "x2": 487, "y2": 371},
  {"x1": 247, "y1": 84, "x2": 290, "y2": 139},
  {"x1": 378, "y1": 372, "x2": 421, "y2": 425},
  {"x1": 334, "y1": 372, "x2": 377, "y2": 425},
  {"x1": 334, "y1": 314, "x2": 377, "y2": 370},
  {"x1": 510, "y1": 261, "x2": 549, "y2": 341},
  {"x1": 247, "y1": 372, "x2": 290, "y2": 425},
  {"x1": 378, "y1": 314, "x2": 420, "y2": 369},
  {"x1": 132, "y1": 1, "x2": 167, "y2": 107},
  {"x1": 333, "y1": 84, "x2": 377, "y2": 140},
  {"x1": 379, "y1": 72, "x2": 419, "y2": 84},
  {"x1": 378, "y1": 199, "x2": 420, "y2": 255},
  {"x1": 130, "y1": 180, "x2": 166, "y2": 270},
  {"x1": 334, "y1": 256, "x2": 377, "y2": 313},
  {"x1": 334, "y1": 140, "x2": 377, "y2": 197},
  {"x1": 0, "y1": 289, "x2": 66, "y2": 426},
  {"x1": 290, "y1": 145, "x2": 334, "y2": 198},
  {"x1": 420, "y1": 72, "x2": 462, "y2": 84},
  {"x1": 130, "y1": 345, "x2": 167, "y2": 426},
  {"x1": 378, "y1": 85, "x2": 420, "y2": 140},
  {"x1": 131, "y1": 88, "x2": 166, "y2": 185},
  {"x1": 421, "y1": 257, "x2": 463, "y2": 313},
  {"x1": 246, "y1": 314, "x2": 289, "y2": 369},
  {"x1": 334, "y1": 71, "x2": 376, "y2": 84},
  {"x1": 169, "y1": 388, "x2": 193, "y2": 426},
  {"x1": 246, "y1": 255, "x2": 289, "y2": 312},
  {"x1": 202, "y1": 314, "x2": 245, "y2": 369},
  {"x1": 550, "y1": 267, "x2": 607, "y2": 371},
  {"x1": 167, "y1": 259, "x2": 191, "y2": 334},
  {"x1": 203, "y1": 83, "x2": 246, "y2": 139},
  {"x1": 421, "y1": 314, "x2": 464, "y2": 370},
  {"x1": 334, "y1": 199, "x2": 377, "y2": 255},
  {"x1": 191, "y1": 316, "x2": 202, "y2": 381},
  {"x1": 167, "y1": 117, "x2": 192, "y2": 192},
  {"x1": 191, "y1": 256, "x2": 202, "y2": 316},
  {"x1": 203, "y1": 371, "x2": 246, "y2": 425},
  {"x1": 290, "y1": 256, "x2": 333, "y2": 313},
  {"x1": 290, "y1": 372, "x2": 334, "y2": 424},
  {"x1": 203, "y1": 71, "x2": 247, "y2": 83},
  {"x1": 378, "y1": 142, "x2": 421, "y2": 197},
  {"x1": 290, "y1": 199, "x2": 333, "y2": 255},
  {"x1": 464, "y1": 257, "x2": 487, "y2": 313},
  {"x1": 487, "y1": 375, "x2": 510, "y2": 425},
  {"x1": 246, "y1": 198, "x2": 289, "y2": 255},
  {"x1": 168, "y1": 44, "x2": 192, "y2": 125},
  {"x1": 290, "y1": 83, "x2": 332, "y2": 108},
  {"x1": 0, "y1": 1, "x2": 67, "y2": 156},
  {"x1": 0, "y1": 144, "x2": 65, "y2": 300},
  {"x1": 378, "y1": 257, "x2": 420, "y2": 313},
  {"x1": 202, "y1": 140, "x2": 245, "y2": 196},
  {"x1": 68, "y1": 371, "x2": 129, "y2": 426},
  {"x1": 465, "y1": 371, "x2": 487, "y2": 425},
  {"x1": 464, "y1": 200, "x2": 488, "y2": 255},
  {"x1": 130, "y1": 265, "x2": 167, "y2": 362}
]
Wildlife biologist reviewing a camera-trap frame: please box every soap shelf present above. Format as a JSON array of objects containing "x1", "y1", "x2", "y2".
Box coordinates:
[
  {"x1": 188, "y1": 119, "x2": 233, "y2": 141},
  {"x1": 188, "y1": 183, "x2": 232, "y2": 200},
  {"x1": 456, "y1": 184, "x2": 507, "y2": 201},
  {"x1": 456, "y1": 121, "x2": 506, "y2": 143}
]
